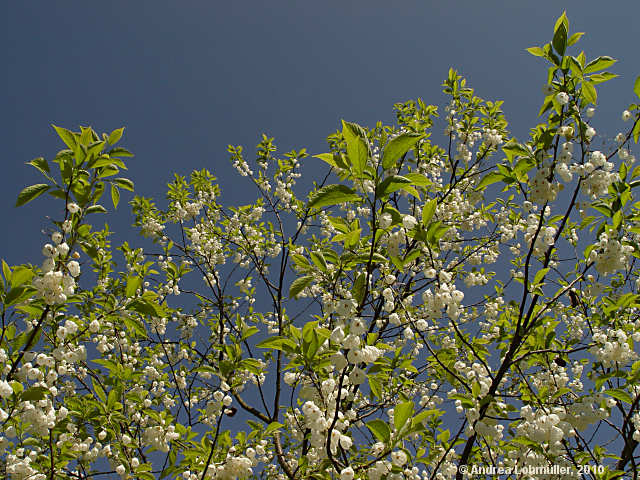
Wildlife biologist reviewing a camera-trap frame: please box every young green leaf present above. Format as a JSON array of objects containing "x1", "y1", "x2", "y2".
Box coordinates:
[
  {"x1": 403, "y1": 172, "x2": 431, "y2": 187},
  {"x1": 422, "y1": 199, "x2": 437, "y2": 226},
  {"x1": 584, "y1": 56, "x2": 617, "y2": 74},
  {"x1": 394, "y1": 400, "x2": 414, "y2": 431},
  {"x1": 605, "y1": 388, "x2": 633, "y2": 404},
  {"x1": 26, "y1": 157, "x2": 50, "y2": 176},
  {"x1": 567, "y1": 32, "x2": 584, "y2": 46},
  {"x1": 308, "y1": 184, "x2": 360, "y2": 209},
  {"x1": 108, "y1": 127, "x2": 125, "y2": 145},
  {"x1": 289, "y1": 275, "x2": 314, "y2": 299},
  {"x1": 52, "y1": 124, "x2": 77, "y2": 150},
  {"x1": 367, "y1": 419, "x2": 391, "y2": 443},
  {"x1": 342, "y1": 120, "x2": 369, "y2": 175},
  {"x1": 581, "y1": 81, "x2": 597, "y2": 105},
  {"x1": 552, "y1": 22, "x2": 568, "y2": 56},
  {"x1": 381, "y1": 132, "x2": 422, "y2": 170},
  {"x1": 376, "y1": 175, "x2": 413, "y2": 197},
  {"x1": 16, "y1": 184, "x2": 50, "y2": 207},
  {"x1": 113, "y1": 177, "x2": 134, "y2": 191},
  {"x1": 111, "y1": 184, "x2": 120, "y2": 209},
  {"x1": 526, "y1": 46, "x2": 545, "y2": 57}
]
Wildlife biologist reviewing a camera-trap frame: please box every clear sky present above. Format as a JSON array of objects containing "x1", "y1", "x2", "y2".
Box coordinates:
[{"x1": 2, "y1": 1, "x2": 639, "y2": 266}]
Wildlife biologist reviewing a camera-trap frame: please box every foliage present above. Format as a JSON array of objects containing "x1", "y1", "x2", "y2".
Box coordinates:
[{"x1": 2, "y1": 12, "x2": 640, "y2": 480}]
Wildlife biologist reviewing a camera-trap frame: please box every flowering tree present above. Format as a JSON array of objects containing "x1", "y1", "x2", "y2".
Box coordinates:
[{"x1": 2, "y1": 13, "x2": 640, "y2": 480}]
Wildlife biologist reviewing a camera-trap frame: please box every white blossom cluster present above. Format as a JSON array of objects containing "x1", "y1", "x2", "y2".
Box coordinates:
[
  {"x1": 523, "y1": 213, "x2": 556, "y2": 256},
  {"x1": 32, "y1": 232, "x2": 79, "y2": 305},
  {"x1": 578, "y1": 151, "x2": 618, "y2": 199},
  {"x1": 591, "y1": 328, "x2": 638, "y2": 367},
  {"x1": 588, "y1": 230, "x2": 634, "y2": 276},
  {"x1": 421, "y1": 272, "x2": 464, "y2": 320},
  {"x1": 529, "y1": 166, "x2": 559, "y2": 203}
]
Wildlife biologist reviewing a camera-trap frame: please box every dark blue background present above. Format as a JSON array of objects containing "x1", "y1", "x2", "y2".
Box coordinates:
[{"x1": 3, "y1": 1, "x2": 639, "y2": 265}]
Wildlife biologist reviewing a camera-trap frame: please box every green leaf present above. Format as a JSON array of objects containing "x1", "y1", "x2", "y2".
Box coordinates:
[
  {"x1": 289, "y1": 275, "x2": 314, "y2": 299},
  {"x1": 93, "y1": 380, "x2": 107, "y2": 403},
  {"x1": 376, "y1": 175, "x2": 413, "y2": 197},
  {"x1": 403, "y1": 172, "x2": 431, "y2": 187},
  {"x1": 394, "y1": 400, "x2": 414, "y2": 431},
  {"x1": 308, "y1": 184, "x2": 360, "y2": 209},
  {"x1": 367, "y1": 419, "x2": 391, "y2": 443},
  {"x1": 15, "y1": 184, "x2": 50, "y2": 207},
  {"x1": 313, "y1": 153, "x2": 338, "y2": 168},
  {"x1": 605, "y1": 388, "x2": 633, "y2": 404},
  {"x1": 265, "y1": 422, "x2": 284, "y2": 435},
  {"x1": 113, "y1": 177, "x2": 134, "y2": 191},
  {"x1": 581, "y1": 81, "x2": 597, "y2": 105},
  {"x1": 26, "y1": 157, "x2": 50, "y2": 176},
  {"x1": 584, "y1": 56, "x2": 617, "y2": 74},
  {"x1": 52, "y1": 124, "x2": 77, "y2": 150},
  {"x1": 475, "y1": 172, "x2": 504, "y2": 191},
  {"x1": 381, "y1": 133, "x2": 423, "y2": 170},
  {"x1": 22, "y1": 386, "x2": 49, "y2": 401},
  {"x1": 526, "y1": 46, "x2": 545, "y2": 57},
  {"x1": 85, "y1": 204, "x2": 108, "y2": 214},
  {"x1": 309, "y1": 251, "x2": 327, "y2": 272},
  {"x1": 10, "y1": 381, "x2": 24, "y2": 395},
  {"x1": 111, "y1": 184, "x2": 120, "y2": 209},
  {"x1": 256, "y1": 336, "x2": 297, "y2": 352},
  {"x1": 502, "y1": 141, "x2": 531, "y2": 162},
  {"x1": 108, "y1": 127, "x2": 125, "y2": 145},
  {"x1": 532, "y1": 268, "x2": 550, "y2": 287},
  {"x1": 567, "y1": 32, "x2": 584, "y2": 46},
  {"x1": 123, "y1": 316, "x2": 147, "y2": 338},
  {"x1": 125, "y1": 275, "x2": 142, "y2": 298},
  {"x1": 553, "y1": 11, "x2": 569, "y2": 36},
  {"x1": 634, "y1": 75, "x2": 640, "y2": 99},
  {"x1": 552, "y1": 22, "x2": 568, "y2": 56},
  {"x1": 10, "y1": 266, "x2": 33, "y2": 288},
  {"x1": 108, "y1": 147, "x2": 134, "y2": 158},
  {"x1": 633, "y1": 118, "x2": 640, "y2": 144},
  {"x1": 342, "y1": 120, "x2": 369, "y2": 175},
  {"x1": 422, "y1": 199, "x2": 437, "y2": 226},
  {"x1": 353, "y1": 272, "x2": 366, "y2": 304},
  {"x1": 426, "y1": 221, "x2": 450, "y2": 247},
  {"x1": 589, "y1": 72, "x2": 618, "y2": 85}
]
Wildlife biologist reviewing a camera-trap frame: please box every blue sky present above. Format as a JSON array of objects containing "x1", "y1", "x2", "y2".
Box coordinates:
[{"x1": 2, "y1": 1, "x2": 639, "y2": 265}]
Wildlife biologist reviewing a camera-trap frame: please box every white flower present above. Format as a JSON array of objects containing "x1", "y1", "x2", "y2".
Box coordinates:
[
  {"x1": 556, "y1": 92, "x2": 569, "y2": 105},
  {"x1": 56, "y1": 242, "x2": 70, "y2": 258},
  {"x1": 379, "y1": 213, "x2": 393, "y2": 229},
  {"x1": 586, "y1": 107, "x2": 596, "y2": 118},
  {"x1": 42, "y1": 243, "x2": 56, "y2": 257},
  {"x1": 331, "y1": 353, "x2": 348, "y2": 371},
  {"x1": 51, "y1": 232, "x2": 63, "y2": 244},
  {"x1": 115, "y1": 464, "x2": 126, "y2": 475},
  {"x1": 349, "y1": 367, "x2": 366, "y2": 384},
  {"x1": 67, "y1": 203, "x2": 81, "y2": 214},
  {"x1": 330, "y1": 327, "x2": 345, "y2": 344},
  {"x1": 622, "y1": 110, "x2": 631, "y2": 121},
  {"x1": 0, "y1": 380, "x2": 13, "y2": 398},
  {"x1": 391, "y1": 450, "x2": 408, "y2": 466},
  {"x1": 340, "y1": 466, "x2": 355, "y2": 480},
  {"x1": 67, "y1": 260, "x2": 80, "y2": 277},
  {"x1": 402, "y1": 215, "x2": 417, "y2": 230}
]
